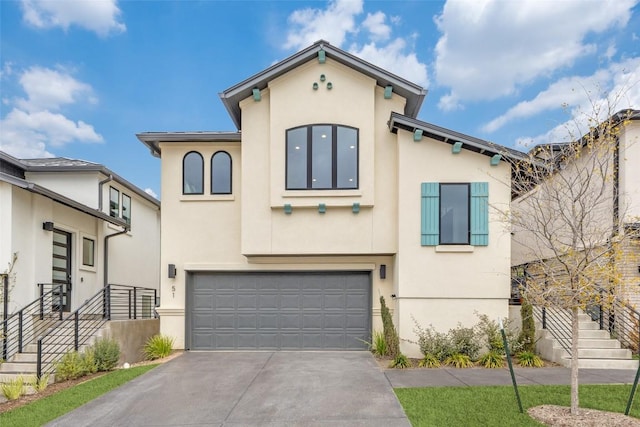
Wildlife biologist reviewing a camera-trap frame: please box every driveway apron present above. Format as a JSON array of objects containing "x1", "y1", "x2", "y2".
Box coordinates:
[{"x1": 45, "y1": 351, "x2": 410, "y2": 426}]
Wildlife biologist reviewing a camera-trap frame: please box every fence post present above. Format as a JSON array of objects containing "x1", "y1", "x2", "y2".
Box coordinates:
[
  {"x1": 542, "y1": 307, "x2": 547, "y2": 329},
  {"x1": 128, "y1": 289, "x2": 132, "y2": 319},
  {"x1": 2, "y1": 274, "x2": 8, "y2": 360},
  {"x1": 37, "y1": 339, "x2": 42, "y2": 379},
  {"x1": 133, "y1": 287, "x2": 138, "y2": 320},
  {"x1": 18, "y1": 310, "x2": 23, "y2": 353},
  {"x1": 39, "y1": 284, "x2": 44, "y2": 320},
  {"x1": 74, "y1": 312, "x2": 79, "y2": 351},
  {"x1": 58, "y1": 284, "x2": 63, "y2": 321}
]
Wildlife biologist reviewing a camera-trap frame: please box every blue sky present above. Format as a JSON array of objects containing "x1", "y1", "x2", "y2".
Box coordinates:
[{"x1": 1, "y1": 0, "x2": 639, "y2": 198}]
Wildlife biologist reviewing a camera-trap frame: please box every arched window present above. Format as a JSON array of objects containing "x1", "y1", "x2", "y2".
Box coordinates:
[
  {"x1": 211, "y1": 151, "x2": 232, "y2": 194},
  {"x1": 183, "y1": 151, "x2": 204, "y2": 194}
]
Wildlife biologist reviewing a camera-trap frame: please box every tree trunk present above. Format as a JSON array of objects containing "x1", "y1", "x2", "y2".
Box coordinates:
[{"x1": 571, "y1": 306, "x2": 580, "y2": 415}]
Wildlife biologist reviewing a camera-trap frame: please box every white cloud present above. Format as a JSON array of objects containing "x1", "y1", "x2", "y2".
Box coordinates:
[
  {"x1": 0, "y1": 66, "x2": 103, "y2": 158},
  {"x1": 144, "y1": 188, "x2": 158, "y2": 199},
  {"x1": 15, "y1": 66, "x2": 96, "y2": 112},
  {"x1": 514, "y1": 58, "x2": 640, "y2": 148},
  {"x1": 284, "y1": 0, "x2": 363, "y2": 50},
  {"x1": 20, "y1": 0, "x2": 125, "y2": 37},
  {"x1": 362, "y1": 12, "x2": 391, "y2": 41},
  {"x1": 350, "y1": 38, "x2": 428, "y2": 87},
  {"x1": 284, "y1": 1, "x2": 429, "y2": 87},
  {"x1": 434, "y1": 0, "x2": 637, "y2": 108}
]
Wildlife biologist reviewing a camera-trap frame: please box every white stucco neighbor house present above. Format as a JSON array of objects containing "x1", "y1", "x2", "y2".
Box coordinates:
[
  {"x1": 137, "y1": 40, "x2": 528, "y2": 357},
  {"x1": 0, "y1": 150, "x2": 161, "y2": 315}
]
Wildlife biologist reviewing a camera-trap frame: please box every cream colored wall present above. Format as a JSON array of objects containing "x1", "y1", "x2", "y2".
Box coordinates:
[
  {"x1": 3, "y1": 186, "x2": 104, "y2": 312},
  {"x1": 26, "y1": 172, "x2": 99, "y2": 208},
  {"x1": 107, "y1": 186, "x2": 160, "y2": 290},
  {"x1": 620, "y1": 121, "x2": 640, "y2": 221},
  {"x1": 395, "y1": 131, "x2": 512, "y2": 357}
]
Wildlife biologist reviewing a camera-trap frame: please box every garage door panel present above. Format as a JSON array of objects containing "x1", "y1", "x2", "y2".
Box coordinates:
[{"x1": 188, "y1": 272, "x2": 370, "y2": 350}]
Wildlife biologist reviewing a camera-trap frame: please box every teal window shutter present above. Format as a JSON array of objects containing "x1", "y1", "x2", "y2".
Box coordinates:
[
  {"x1": 470, "y1": 182, "x2": 489, "y2": 246},
  {"x1": 421, "y1": 183, "x2": 439, "y2": 246}
]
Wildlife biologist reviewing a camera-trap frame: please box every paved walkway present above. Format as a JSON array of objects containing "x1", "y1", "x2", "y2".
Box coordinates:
[{"x1": 385, "y1": 366, "x2": 639, "y2": 388}]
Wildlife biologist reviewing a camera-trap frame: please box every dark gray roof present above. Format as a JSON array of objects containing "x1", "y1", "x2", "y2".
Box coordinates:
[
  {"x1": 388, "y1": 112, "x2": 528, "y2": 161},
  {"x1": 136, "y1": 131, "x2": 242, "y2": 157},
  {"x1": 220, "y1": 40, "x2": 427, "y2": 130},
  {"x1": 0, "y1": 171, "x2": 128, "y2": 228},
  {"x1": 0, "y1": 152, "x2": 159, "y2": 207}
]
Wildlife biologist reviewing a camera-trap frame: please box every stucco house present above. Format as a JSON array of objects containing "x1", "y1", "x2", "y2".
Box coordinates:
[
  {"x1": 138, "y1": 40, "x2": 527, "y2": 357},
  {"x1": 0, "y1": 150, "x2": 161, "y2": 315}
]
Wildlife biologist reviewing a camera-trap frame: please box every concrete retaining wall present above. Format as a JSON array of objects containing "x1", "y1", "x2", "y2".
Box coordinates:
[{"x1": 104, "y1": 319, "x2": 160, "y2": 365}]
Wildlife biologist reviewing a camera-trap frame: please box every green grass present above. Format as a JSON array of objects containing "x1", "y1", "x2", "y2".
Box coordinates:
[
  {"x1": 0, "y1": 364, "x2": 157, "y2": 427},
  {"x1": 395, "y1": 384, "x2": 640, "y2": 426}
]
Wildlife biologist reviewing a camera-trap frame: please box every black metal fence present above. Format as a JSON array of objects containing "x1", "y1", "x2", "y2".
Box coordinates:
[{"x1": 36, "y1": 284, "x2": 157, "y2": 378}]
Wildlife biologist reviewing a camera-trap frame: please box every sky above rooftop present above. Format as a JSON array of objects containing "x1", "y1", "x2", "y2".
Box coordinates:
[{"x1": 1, "y1": 0, "x2": 639, "y2": 198}]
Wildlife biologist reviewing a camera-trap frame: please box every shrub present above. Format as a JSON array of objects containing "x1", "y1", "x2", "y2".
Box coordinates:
[
  {"x1": 519, "y1": 299, "x2": 536, "y2": 353},
  {"x1": 418, "y1": 354, "x2": 440, "y2": 368},
  {"x1": 413, "y1": 321, "x2": 453, "y2": 362},
  {"x1": 93, "y1": 338, "x2": 121, "y2": 371},
  {"x1": 444, "y1": 353, "x2": 473, "y2": 368},
  {"x1": 476, "y1": 313, "x2": 523, "y2": 356},
  {"x1": 370, "y1": 330, "x2": 388, "y2": 356},
  {"x1": 29, "y1": 374, "x2": 50, "y2": 393},
  {"x1": 389, "y1": 354, "x2": 411, "y2": 369},
  {"x1": 143, "y1": 335, "x2": 174, "y2": 360},
  {"x1": 449, "y1": 323, "x2": 482, "y2": 360},
  {"x1": 1, "y1": 376, "x2": 26, "y2": 400},
  {"x1": 518, "y1": 351, "x2": 544, "y2": 367},
  {"x1": 380, "y1": 296, "x2": 400, "y2": 359},
  {"x1": 55, "y1": 350, "x2": 96, "y2": 381},
  {"x1": 478, "y1": 351, "x2": 504, "y2": 368}
]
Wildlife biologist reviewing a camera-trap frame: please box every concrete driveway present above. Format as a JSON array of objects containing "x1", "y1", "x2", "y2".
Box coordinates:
[{"x1": 46, "y1": 351, "x2": 410, "y2": 426}]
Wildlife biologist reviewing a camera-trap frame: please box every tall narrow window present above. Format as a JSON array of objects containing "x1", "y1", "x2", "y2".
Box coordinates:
[
  {"x1": 183, "y1": 151, "x2": 204, "y2": 194},
  {"x1": 122, "y1": 193, "x2": 131, "y2": 225},
  {"x1": 109, "y1": 187, "x2": 119, "y2": 217},
  {"x1": 211, "y1": 151, "x2": 232, "y2": 194},
  {"x1": 286, "y1": 124, "x2": 359, "y2": 190},
  {"x1": 82, "y1": 237, "x2": 95, "y2": 267},
  {"x1": 440, "y1": 184, "x2": 470, "y2": 245}
]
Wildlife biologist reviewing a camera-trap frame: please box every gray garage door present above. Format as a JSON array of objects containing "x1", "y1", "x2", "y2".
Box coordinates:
[{"x1": 187, "y1": 272, "x2": 371, "y2": 350}]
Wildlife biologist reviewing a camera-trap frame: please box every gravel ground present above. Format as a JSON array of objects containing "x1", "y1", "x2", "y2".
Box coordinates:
[{"x1": 528, "y1": 405, "x2": 640, "y2": 426}]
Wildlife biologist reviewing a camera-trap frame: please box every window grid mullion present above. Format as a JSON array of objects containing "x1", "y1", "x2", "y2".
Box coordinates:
[{"x1": 306, "y1": 126, "x2": 313, "y2": 189}]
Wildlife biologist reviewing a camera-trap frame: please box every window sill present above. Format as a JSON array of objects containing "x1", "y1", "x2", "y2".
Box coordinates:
[
  {"x1": 180, "y1": 194, "x2": 235, "y2": 202},
  {"x1": 435, "y1": 245, "x2": 474, "y2": 253},
  {"x1": 282, "y1": 190, "x2": 361, "y2": 198}
]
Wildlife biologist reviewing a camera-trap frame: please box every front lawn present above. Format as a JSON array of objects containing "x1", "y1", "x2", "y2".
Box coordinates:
[
  {"x1": 0, "y1": 364, "x2": 157, "y2": 427},
  {"x1": 395, "y1": 384, "x2": 640, "y2": 426}
]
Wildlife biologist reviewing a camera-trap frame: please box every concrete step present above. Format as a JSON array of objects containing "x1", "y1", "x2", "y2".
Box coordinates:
[
  {"x1": 7, "y1": 352, "x2": 37, "y2": 363},
  {"x1": 1, "y1": 361, "x2": 38, "y2": 373},
  {"x1": 560, "y1": 358, "x2": 640, "y2": 369},
  {"x1": 578, "y1": 339, "x2": 621, "y2": 349},
  {"x1": 577, "y1": 348, "x2": 632, "y2": 359}
]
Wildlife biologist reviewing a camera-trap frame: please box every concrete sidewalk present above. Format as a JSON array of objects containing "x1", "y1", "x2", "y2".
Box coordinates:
[{"x1": 386, "y1": 366, "x2": 639, "y2": 388}]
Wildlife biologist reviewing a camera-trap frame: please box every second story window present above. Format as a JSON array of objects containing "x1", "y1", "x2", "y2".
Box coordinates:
[
  {"x1": 122, "y1": 193, "x2": 131, "y2": 225},
  {"x1": 211, "y1": 151, "x2": 232, "y2": 194},
  {"x1": 109, "y1": 187, "x2": 119, "y2": 217},
  {"x1": 183, "y1": 151, "x2": 204, "y2": 194},
  {"x1": 286, "y1": 124, "x2": 358, "y2": 190}
]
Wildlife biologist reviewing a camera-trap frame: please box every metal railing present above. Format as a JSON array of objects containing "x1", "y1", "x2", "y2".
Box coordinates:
[
  {"x1": 586, "y1": 288, "x2": 640, "y2": 357},
  {"x1": 532, "y1": 290, "x2": 640, "y2": 357},
  {"x1": 36, "y1": 284, "x2": 157, "y2": 377},
  {"x1": 533, "y1": 305, "x2": 572, "y2": 354},
  {"x1": 1, "y1": 284, "x2": 64, "y2": 363}
]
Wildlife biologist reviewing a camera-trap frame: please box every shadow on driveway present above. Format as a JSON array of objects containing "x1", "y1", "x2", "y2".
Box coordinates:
[{"x1": 46, "y1": 351, "x2": 410, "y2": 426}]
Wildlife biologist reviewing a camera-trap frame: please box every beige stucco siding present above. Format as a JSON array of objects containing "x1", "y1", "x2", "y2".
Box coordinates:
[
  {"x1": 241, "y1": 58, "x2": 404, "y2": 256},
  {"x1": 395, "y1": 131, "x2": 512, "y2": 356}
]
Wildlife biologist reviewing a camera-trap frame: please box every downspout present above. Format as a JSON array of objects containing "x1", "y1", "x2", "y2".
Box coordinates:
[
  {"x1": 98, "y1": 174, "x2": 113, "y2": 212},
  {"x1": 104, "y1": 226, "x2": 129, "y2": 287}
]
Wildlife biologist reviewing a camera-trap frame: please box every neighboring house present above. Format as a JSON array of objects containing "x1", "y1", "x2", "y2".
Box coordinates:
[
  {"x1": 138, "y1": 40, "x2": 527, "y2": 357},
  {"x1": 511, "y1": 110, "x2": 640, "y2": 296},
  {"x1": 0, "y1": 151, "x2": 161, "y2": 315}
]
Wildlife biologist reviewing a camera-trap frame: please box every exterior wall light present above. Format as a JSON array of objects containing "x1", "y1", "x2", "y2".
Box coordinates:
[
  {"x1": 168, "y1": 264, "x2": 177, "y2": 279},
  {"x1": 43, "y1": 221, "x2": 54, "y2": 231}
]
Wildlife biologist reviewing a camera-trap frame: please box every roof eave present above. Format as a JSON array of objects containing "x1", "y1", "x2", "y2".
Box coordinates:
[
  {"x1": 220, "y1": 40, "x2": 426, "y2": 130},
  {"x1": 388, "y1": 112, "x2": 528, "y2": 162}
]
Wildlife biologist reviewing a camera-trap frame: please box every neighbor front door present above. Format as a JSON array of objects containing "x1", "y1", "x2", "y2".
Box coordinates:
[{"x1": 52, "y1": 229, "x2": 72, "y2": 312}]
